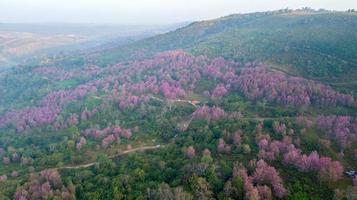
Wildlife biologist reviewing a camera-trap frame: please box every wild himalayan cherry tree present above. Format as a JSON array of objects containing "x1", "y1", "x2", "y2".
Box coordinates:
[
  {"x1": 76, "y1": 137, "x2": 87, "y2": 151},
  {"x1": 2, "y1": 156, "x2": 10, "y2": 165},
  {"x1": 217, "y1": 138, "x2": 226, "y2": 153},
  {"x1": 316, "y1": 115, "x2": 357, "y2": 151},
  {"x1": 83, "y1": 125, "x2": 131, "y2": 140},
  {"x1": 102, "y1": 134, "x2": 117, "y2": 148},
  {"x1": 82, "y1": 125, "x2": 132, "y2": 149},
  {"x1": 13, "y1": 170, "x2": 74, "y2": 200},
  {"x1": 192, "y1": 106, "x2": 227, "y2": 121},
  {"x1": 0, "y1": 175, "x2": 7, "y2": 182},
  {"x1": 252, "y1": 160, "x2": 287, "y2": 198},
  {"x1": 211, "y1": 84, "x2": 228, "y2": 99},
  {"x1": 257, "y1": 137, "x2": 344, "y2": 183},
  {"x1": 186, "y1": 146, "x2": 196, "y2": 159},
  {"x1": 0, "y1": 82, "x2": 98, "y2": 132},
  {"x1": 295, "y1": 116, "x2": 314, "y2": 128},
  {"x1": 257, "y1": 185, "x2": 273, "y2": 200},
  {"x1": 202, "y1": 148, "x2": 211, "y2": 157},
  {"x1": 11, "y1": 171, "x2": 18, "y2": 177},
  {"x1": 232, "y1": 67, "x2": 354, "y2": 107},
  {"x1": 283, "y1": 144, "x2": 344, "y2": 182},
  {"x1": 232, "y1": 130, "x2": 242, "y2": 148},
  {"x1": 80, "y1": 108, "x2": 97, "y2": 121},
  {"x1": 234, "y1": 163, "x2": 261, "y2": 200},
  {"x1": 272, "y1": 121, "x2": 287, "y2": 135}
]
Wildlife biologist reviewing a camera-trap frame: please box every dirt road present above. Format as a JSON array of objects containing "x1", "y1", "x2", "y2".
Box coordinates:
[{"x1": 51, "y1": 145, "x2": 164, "y2": 170}]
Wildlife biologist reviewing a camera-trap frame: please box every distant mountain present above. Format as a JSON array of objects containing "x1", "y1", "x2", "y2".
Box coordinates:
[
  {"x1": 0, "y1": 22, "x2": 189, "y2": 68},
  {"x1": 87, "y1": 9, "x2": 357, "y2": 93}
]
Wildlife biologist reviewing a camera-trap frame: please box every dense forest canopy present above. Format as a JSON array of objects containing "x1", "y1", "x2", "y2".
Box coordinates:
[{"x1": 0, "y1": 9, "x2": 357, "y2": 200}]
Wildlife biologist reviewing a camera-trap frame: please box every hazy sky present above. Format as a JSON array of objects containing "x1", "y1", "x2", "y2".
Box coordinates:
[{"x1": 0, "y1": 0, "x2": 356, "y2": 24}]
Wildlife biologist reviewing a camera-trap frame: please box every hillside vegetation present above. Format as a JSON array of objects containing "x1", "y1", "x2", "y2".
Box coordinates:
[
  {"x1": 84, "y1": 9, "x2": 357, "y2": 95},
  {"x1": 0, "y1": 9, "x2": 357, "y2": 200}
]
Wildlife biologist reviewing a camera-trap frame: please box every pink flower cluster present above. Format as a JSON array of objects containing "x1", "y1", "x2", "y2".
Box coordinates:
[
  {"x1": 283, "y1": 145, "x2": 344, "y2": 182},
  {"x1": 83, "y1": 125, "x2": 132, "y2": 148},
  {"x1": 80, "y1": 108, "x2": 98, "y2": 121},
  {"x1": 217, "y1": 138, "x2": 231, "y2": 153},
  {"x1": 185, "y1": 146, "x2": 196, "y2": 159},
  {"x1": 257, "y1": 137, "x2": 344, "y2": 183},
  {"x1": 234, "y1": 160, "x2": 287, "y2": 199},
  {"x1": 211, "y1": 84, "x2": 228, "y2": 99},
  {"x1": 76, "y1": 137, "x2": 87, "y2": 151},
  {"x1": 272, "y1": 121, "x2": 287, "y2": 134},
  {"x1": 317, "y1": 115, "x2": 357, "y2": 151},
  {"x1": 0, "y1": 82, "x2": 97, "y2": 132},
  {"x1": 118, "y1": 94, "x2": 150, "y2": 109},
  {"x1": 295, "y1": 116, "x2": 314, "y2": 128},
  {"x1": 192, "y1": 105, "x2": 227, "y2": 121},
  {"x1": 253, "y1": 160, "x2": 288, "y2": 198},
  {"x1": 13, "y1": 170, "x2": 73, "y2": 200},
  {"x1": 233, "y1": 67, "x2": 355, "y2": 107}
]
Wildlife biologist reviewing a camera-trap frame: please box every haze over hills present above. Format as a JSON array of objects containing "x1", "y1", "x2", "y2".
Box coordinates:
[
  {"x1": 1, "y1": 8, "x2": 357, "y2": 200},
  {"x1": 0, "y1": 22, "x2": 188, "y2": 69}
]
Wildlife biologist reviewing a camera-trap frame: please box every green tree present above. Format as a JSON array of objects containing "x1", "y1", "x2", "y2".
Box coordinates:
[{"x1": 189, "y1": 175, "x2": 214, "y2": 200}]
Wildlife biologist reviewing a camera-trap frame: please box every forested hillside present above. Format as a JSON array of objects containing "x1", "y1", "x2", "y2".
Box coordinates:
[
  {"x1": 82, "y1": 9, "x2": 357, "y2": 96},
  {"x1": 0, "y1": 9, "x2": 357, "y2": 200}
]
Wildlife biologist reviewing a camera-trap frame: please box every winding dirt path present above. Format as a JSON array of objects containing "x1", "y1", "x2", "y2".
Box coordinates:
[{"x1": 51, "y1": 145, "x2": 164, "y2": 171}]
